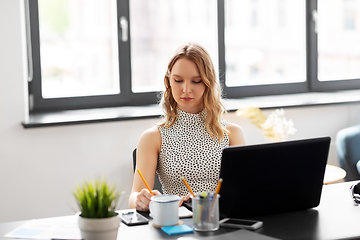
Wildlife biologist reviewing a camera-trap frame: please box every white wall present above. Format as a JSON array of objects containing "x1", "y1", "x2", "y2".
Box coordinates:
[{"x1": 1, "y1": 0, "x2": 360, "y2": 223}]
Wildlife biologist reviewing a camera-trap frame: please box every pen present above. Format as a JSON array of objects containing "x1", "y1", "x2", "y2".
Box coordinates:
[
  {"x1": 137, "y1": 169, "x2": 154, "y2": 196},
  {"x1": 200, "y1": 191, "x2": 208, "y2": 222},
  {"x1": 181, "y1": 177, "x2": 196, "y2": 197}
]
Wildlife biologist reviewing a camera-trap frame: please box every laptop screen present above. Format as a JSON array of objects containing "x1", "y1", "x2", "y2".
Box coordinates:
[{"x1": 219, "y1": 137, "x2": 331, "y2": 218}]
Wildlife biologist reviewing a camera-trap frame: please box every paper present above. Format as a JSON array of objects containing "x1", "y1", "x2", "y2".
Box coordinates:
[
  {"x1": 179, "y1": 206, "x2": 193, "y2": 218},
  {"x1": 4, "y1": 216, "x2": 81, "y2": 240}
]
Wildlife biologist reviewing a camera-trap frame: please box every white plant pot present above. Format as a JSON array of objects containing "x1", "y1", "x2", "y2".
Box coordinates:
[{"x1": 78, "y1": 214, "x2": 121, "y2": 240}]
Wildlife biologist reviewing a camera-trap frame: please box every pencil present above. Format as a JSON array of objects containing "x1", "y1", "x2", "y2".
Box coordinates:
[
  {"x1": 137, "y1": 169, "x2": 154, "y2": 196},
  {"x1": 206, "y1": 178, "x2": 223, "y2": 221},
  {"x1": 181, "y1": 177, "x2": 196, "y2": 197},
  {"x1": 214, "y1": 178, "x2": 223, "y2": 196}
]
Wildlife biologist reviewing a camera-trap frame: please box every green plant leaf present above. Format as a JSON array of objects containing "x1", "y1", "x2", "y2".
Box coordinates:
[{"x1": 73, "y1": 178, "x2": 121, "y2": 218}]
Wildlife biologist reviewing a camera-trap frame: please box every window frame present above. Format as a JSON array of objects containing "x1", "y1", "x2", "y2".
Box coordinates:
[
  {"x1": 217, "y1": 0, "x2": 309, "y2": 98},
  {"x1": 26, "y1": 0, "x2": 360, "y2": 113},
  {"x1": 27, "y1": 0, "x2": 159, "y2": 112},
  {"x1": 307, "y1": 0, "x2": 360, "y2": 92}
]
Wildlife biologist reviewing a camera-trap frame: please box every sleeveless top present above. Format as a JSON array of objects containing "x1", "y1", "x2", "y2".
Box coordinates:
[{"x1": 157, "y1": 109, "x2": 229, "y2": 196}]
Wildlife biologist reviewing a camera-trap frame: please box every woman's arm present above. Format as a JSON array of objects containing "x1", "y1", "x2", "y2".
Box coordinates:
[
  {"x1": 227, "y1": 122, "x2": 246, "y2": 146},
  {"x1": 129, "y1": 126, "x2": 162, "y2": 211}
]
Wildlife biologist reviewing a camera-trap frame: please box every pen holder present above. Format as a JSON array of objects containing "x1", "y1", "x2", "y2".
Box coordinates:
[{"x1": 191, "y1": 192, "x2": 220, "y2": 231}]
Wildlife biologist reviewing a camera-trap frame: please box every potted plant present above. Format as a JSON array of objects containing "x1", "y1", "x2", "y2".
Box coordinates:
[{"x1": 73, "y1": 179, "x2": 121, "y2": 240}]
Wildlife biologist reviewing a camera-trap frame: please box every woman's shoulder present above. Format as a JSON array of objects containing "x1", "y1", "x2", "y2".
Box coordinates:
[
  {"x1": 226, "y1": 122, "x2": 246, "y2": 146},
  {"x1": 138, "y1": 125, "x2": 161, "y2": 152},
  {"x1": 140, "y1": 125, "x2": 161, "y2": 140},
  {"x1": 226, "y1": 122, "x2": 242, "y2": 131}
]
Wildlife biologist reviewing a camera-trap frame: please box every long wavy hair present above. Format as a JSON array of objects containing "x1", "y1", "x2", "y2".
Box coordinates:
[{"x1": 159, "y1": 43, "x2": 228, "y2": 141}]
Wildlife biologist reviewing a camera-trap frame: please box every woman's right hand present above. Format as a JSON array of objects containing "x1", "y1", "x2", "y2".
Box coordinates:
[{"x1": 134, "y1": 188, "x2": 162, "y2": 212}]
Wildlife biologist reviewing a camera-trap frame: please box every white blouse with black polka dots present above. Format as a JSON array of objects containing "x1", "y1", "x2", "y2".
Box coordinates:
[{"x1": 157, "y1": 109, "x2": 229, "y2": 196}]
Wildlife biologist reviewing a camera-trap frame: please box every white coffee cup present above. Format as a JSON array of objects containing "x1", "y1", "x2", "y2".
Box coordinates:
[{"x1": 149, "y1": 195, "x2": 180, "y2": 227}]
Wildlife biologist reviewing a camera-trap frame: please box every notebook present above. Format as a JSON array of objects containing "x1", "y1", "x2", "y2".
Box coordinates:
[
  {"x1": 219, "y1": 137, "x2": 331, "y2": 219},
  {"x1": 161, "y1": 224, "x2": 194, "y2": 235}
]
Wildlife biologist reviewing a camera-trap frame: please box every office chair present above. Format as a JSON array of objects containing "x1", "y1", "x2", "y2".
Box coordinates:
[
  {"x1": 132, "y1": 148, "x2": 163, "y2": 193},
  {"x1": 336, "y1": 124, "x2": 360, "y2": 181}
]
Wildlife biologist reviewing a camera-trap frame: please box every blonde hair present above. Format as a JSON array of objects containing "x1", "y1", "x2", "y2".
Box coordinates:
[{"x1": 159, "y1": 43, "x2": 228, "y2": 141}]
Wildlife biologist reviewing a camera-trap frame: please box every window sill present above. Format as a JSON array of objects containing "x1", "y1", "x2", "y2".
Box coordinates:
[{"x1": 22, "y1": 89, "x2": 360, "y2": 128}]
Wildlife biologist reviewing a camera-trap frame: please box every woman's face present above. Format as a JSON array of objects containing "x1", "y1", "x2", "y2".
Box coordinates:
[{"x1": 169, "y1": 58, "x2": 206, "y2": 114}]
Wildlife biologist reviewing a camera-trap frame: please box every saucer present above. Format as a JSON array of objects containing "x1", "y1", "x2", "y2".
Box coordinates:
[{"x1": 152, "y1": 220, "x2": 183, "y2": 228}]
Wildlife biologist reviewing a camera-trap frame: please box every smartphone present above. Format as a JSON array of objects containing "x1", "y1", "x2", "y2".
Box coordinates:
[
  {"x1": 219, "y1": 218, "x2": 263, "y2": 230},
  {"x1": 119, "y1": 210, "x2": 149, "y2": 226}
]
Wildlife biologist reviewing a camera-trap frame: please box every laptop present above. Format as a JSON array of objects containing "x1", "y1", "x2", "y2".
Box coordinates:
[{"x1": 219, "y1": 136, "x2": 331, "y2": 219}]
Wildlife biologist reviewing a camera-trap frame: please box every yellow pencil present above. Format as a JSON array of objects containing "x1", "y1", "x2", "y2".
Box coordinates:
[
  {"x1": 137, "y1": 169, "x2": 154, "y2": 196},
  {"x1": 214, "y1": 178, "x2": 223, "y2": 196},
  {"x1": 182, "y1": 177, "x2": 196, "y2": 197},
  {"x1": 206, "y1": 178, "x2": 223, "y2": 221}
]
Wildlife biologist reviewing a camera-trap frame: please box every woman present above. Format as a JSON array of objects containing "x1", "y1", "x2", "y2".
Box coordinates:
[{"x1": 129, "y1": 43, "x2": 245, "y2": 211}]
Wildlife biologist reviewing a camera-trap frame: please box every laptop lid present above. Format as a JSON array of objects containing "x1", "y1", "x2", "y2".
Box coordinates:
[{"x1": 219, "y1": 137, "x2": 331, "y2": 219}]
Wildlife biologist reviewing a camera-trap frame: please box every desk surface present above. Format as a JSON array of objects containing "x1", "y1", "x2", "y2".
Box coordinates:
[
  {"x1": 1, "y1": 181, "x2": 360, "y2": 240},
  {"x1": 255, "y1": 181, "x2": 360, "y2": 240}
]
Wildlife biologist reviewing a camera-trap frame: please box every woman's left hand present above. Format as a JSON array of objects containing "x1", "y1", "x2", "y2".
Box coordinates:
[{"x1": 179, "y1": 193, "x2": 192, "y2": 207}]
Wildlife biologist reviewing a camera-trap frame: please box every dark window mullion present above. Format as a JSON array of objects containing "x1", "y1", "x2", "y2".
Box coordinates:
[
  {"x1": 218, "y1": 0, "x2": 226, "y2": 92},
  {"x1": 118, "y1": 0, "x2": 131, "y2": 100},
  {"x1": 306, "y1": 0, "x2": 318, "y2": 92},
  {"x1": 28, "y1": 0, "x2": 42, "y2": 112}
]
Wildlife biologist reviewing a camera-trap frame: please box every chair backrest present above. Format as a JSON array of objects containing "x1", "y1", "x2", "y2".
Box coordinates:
[
  {"x1": 336, "y1": 124, "x2": 360, "y2": 181},
  {"x1": 132, "y1": 148, "x2": 163, "y2": 193}
]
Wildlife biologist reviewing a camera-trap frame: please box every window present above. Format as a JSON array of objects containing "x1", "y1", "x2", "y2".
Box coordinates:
[
  {"x1": 27, "y1": 0, "x2": 132, "y2": 112},
  {"x1": 318, "y1": 0, "x2": 360, "y2": 81},
  {"x1": 129, "y1": 0, "x2": 218, "y2": 93},
  {"x1": 26, "y1": 0, "x2": 360, "y2": 113},
  {"x1": 221, "y1": 0, "x2": 307, "y2": 98},
  {"x1": 311, "y1": 0, "x2": 360, "y2": 91},
  {"x1": 38, "y1": 0, "x2": 120, "y2": 99}
]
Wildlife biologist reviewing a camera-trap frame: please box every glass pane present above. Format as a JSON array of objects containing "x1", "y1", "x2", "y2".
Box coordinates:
[
  {"x1": 130, "y1": 0, "x2": 218, "y2": 92},
  {"x1": 225, "y1": 0, "x2": 306, "y2": 87},
  {"x1": 318, "y1": 0, "x2": 360, "y2": 81},
  {"x1": 38, "y1": 0, "x2": 120, "y2": 98}
]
